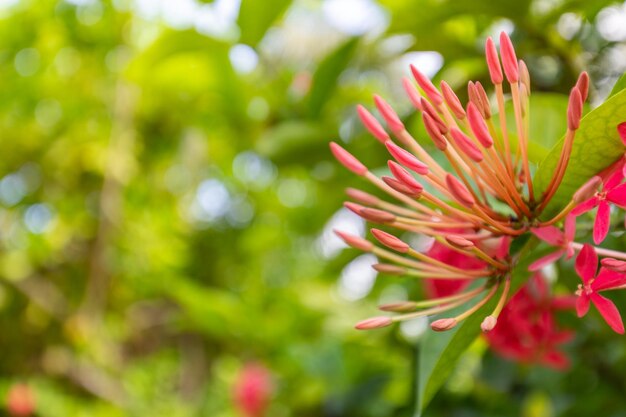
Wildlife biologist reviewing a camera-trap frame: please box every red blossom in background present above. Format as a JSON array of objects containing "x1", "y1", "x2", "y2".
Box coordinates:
[
  {"x1": 574, "y1": 244, "x2": 626, "y2": 334},
  {"x1": 5, "y1": 384, "x2": 35, "y2": 417},
  {"x1": 422, "y1": 232, "x2": 487, "y2": 298},
  {"x1": 485, "y1": 274, "x2": 575, "y2": 370},
  {"x1": 233, "y1": 363, "x2": 273, "y2": 417}
]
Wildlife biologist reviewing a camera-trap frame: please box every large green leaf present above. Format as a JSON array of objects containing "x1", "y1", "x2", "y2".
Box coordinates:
[
  {"x1": 533, "y1": 88, "x2": 626, "y2": 217},
  {"x1": 416, "y1": 238, "x2": 547, "y2": 415},
  {"x1": 307, "y1": 37, "x2": 359, "y2": 118},
  {"x1": 238, "y1": 0, "x2": 292, "y2": 46}
]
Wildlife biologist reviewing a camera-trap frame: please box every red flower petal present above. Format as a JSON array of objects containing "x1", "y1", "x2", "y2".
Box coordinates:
[
  {"x1": 605, "y1": 169, "x2": 624, "y2": 190},
  {"x1": 607, "y1": 183, "x2": 626, "y2": 207},
  {"x1": 575, "y1": 243, "x2": 597, "y2": 284},
  {"x1": 571, "y1": 197, "x2": 599, "y2": 216},
  {"x1": 591, "y1": 293, "x2": 625, "y2": 334},
  {"x1": 593, "y1": 201, "x2": 611, "y2": 244},
  {"x1": 593, "y1": 268, "x2": 626, "y2": 291},
  {"x1": 528, "y1": 250, "x2": 565, "y2": 271},
  {"x1": 530, "y1": 226, "x2": 563, "y2": 246},
  {"x1": 576, "y1": 294, "x2": 590, "y2": 317}
]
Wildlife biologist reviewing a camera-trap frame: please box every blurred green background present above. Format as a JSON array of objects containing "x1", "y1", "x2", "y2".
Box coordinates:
[{"x1": 2, "y1": 0, "x2": 626, "y2": 416}]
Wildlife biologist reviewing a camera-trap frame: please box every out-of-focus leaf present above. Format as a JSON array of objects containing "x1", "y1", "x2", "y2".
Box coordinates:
[
  {"x1": 416, "y1": 237, "x2": 543, "y2": 415},
  {"x1": 534, "y1": 88, "x2": 626, "y2": 217},
  {"x1": 238, "y1": 0, "x2": 292, "y2": 46},
  {"x1": 257, "y1": 121, "x2": 329, "y2": 162},
  {"x1": 308, "y1": 37, "x2": 359, "y2": 118}
]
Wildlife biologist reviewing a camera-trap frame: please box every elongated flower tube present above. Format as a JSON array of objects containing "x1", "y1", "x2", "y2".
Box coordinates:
[{"x1": 330, "y1": 31, "x2": 626, "y2": 340}]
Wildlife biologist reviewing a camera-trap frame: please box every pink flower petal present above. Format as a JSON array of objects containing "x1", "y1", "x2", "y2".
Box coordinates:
[
  {"x1": 528, "y1": 250, "x2": 565, "y2": 271},
  {"x1": 564, "y1": 214, "x2": 576, "y2": 243},
  {"x1": 593, "y1": 201, "x2": 611, "y2": 244},
  {"x1": 593, "y1": 268, "x2": 626, "y2": 291},
  {"x1": 591, "y1": 293, "x2": 625, "y2": 334},
  {"x1": 571, "y1": 197, "x2": 599, "y2": 216},
  {"x1": 607, "y1": 183, "x2": 626, "y2": 207},
  {"x1": 576, "y1": 294, "x2": 590, "y2": 317},
  {"x1": 530, "y1": 226, "x2": 563, "y2": 246},
  {"x1": 605, "y1": 169, "x2": 624, "y2": 190},
  {"x1": 575, "y1": 243, "x2": 597, "y2": 284}
]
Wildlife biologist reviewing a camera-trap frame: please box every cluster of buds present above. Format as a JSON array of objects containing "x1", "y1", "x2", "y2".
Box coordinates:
[{"x1": 331, "y1": 32, "x2": 626, "y2": 338}]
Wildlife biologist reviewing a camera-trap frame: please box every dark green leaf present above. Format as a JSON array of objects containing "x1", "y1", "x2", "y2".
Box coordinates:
[{"x1": 416, "y1": 238, "x2": 545, "y2": 415}]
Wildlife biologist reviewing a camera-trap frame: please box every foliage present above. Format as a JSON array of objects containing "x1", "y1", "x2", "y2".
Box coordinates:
[{"x1": 1, "y1": 0, "x2": 626, "y2": 416}]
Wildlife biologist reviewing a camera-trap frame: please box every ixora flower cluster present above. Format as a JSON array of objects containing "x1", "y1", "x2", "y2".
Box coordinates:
[{"x1": 330, "y1": 32, "x2": 626, "y2": 355}]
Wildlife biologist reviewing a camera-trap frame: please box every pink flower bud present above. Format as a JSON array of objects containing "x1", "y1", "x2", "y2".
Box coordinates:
[
  {"x1": 446, "y1": 174, "x2": 475, "y2": 207},
  {"x1": 422, "y1": 113, "x2": 447, "y2": 150},
  {"x1": 446, "y1": 235, "x2": 475, "y2": 249},
  {"x1": 466, "y1": 102, "x2": 494, "y2": 148},
  {"x1": 371, "y1": 228, "x2": 410, "y2": 253},
  {"x1": 385, "y1": 141, "x2": 429, "y2": 175},
  {"x1": 567, "y1": 87, "x2": 583, "y2": 130},
  {"x1": 420, "y1": 98, "x2": 448, "y2": 133},
  {"x1": 345, "y1": 188, "x2": 379, "y2": 206},
  {"x1": 373, "y1": 95, "x2": 405, "y2": 133},
  {"x1": 410, "y1": 65, "x2": 443, "y2": 105},
  {"x1": 449, "y1": 127, "x2": 483, "y2": 162},
  {"x1": 356, "y1": 105, "x2": 389, "y2": 143},
  {"x1": 334, "y1": 230, "x2": 374, "y2": 252},
  {"x1": 344, "y1": 201, "x2": 365, "y2": 215},
  {"x1": 519, "y1": 59, "x2": 531, "y2": 91},
  {"x1": 474, "y1": 81, "x2": 491, "y2": 118},
  {"x1": 382, "y1": 176, "x2": 422, "y2": 197},
  {"x1": 481, "y1": 315, "x2": 497, "y2": 332},
  {"x1": 431, "y1": 318, "x2": 457, "y2": 331},
  {"x1": 388, "y1": 161, "x2": 424, "y2": 193},
  {"x1": 402, "y1": 77, "x2": 423, "y2": 111},
  {"x1": 355, "y1": 316, "x2": 393, "y2": 330},
  {"x1": 485, "y1": 37, "x2": 503, "y2": 84},
  {"x1": 440, "y1": 81, "x2": 465, "y2": 119},
  {"x1": 499, "y1": 31, "x2": 519, "y2": 83},
  {"x1": 601, "y1": 258, "x2": 626, "y2": 272},
  {"x1": 576, "y1": 71, "x2": 589, "y2": 102},
  {"x1": 372, "y1": 263, "x2": 407, "y2": 275},
  {"x1": 360, "y1": 207, "x2": 396, "y2": 223},
  {"x1": 330, "y1": 142, "x2": 367, "y2": 176}
]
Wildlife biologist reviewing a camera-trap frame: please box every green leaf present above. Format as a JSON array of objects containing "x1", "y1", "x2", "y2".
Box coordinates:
[
  {"x1": 533, "y1": 88, "x2": 626, "y2": 218},
  {"x1": 608, "y1": 72, "x2": 626, "y2": 98},
  {"x1": 416, "y1": 237, "x2": 545, "y2": 415},
  {"x1": 307, "y1": 37, "x2": 359, "y2": 118},
  {"x1": 238, "y1": 0, "x2": 291, "y2": 46}
]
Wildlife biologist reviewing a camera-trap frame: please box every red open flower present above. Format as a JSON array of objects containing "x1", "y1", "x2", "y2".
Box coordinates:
[
  {"x1": 571, "y1": 170, "x2": 626, "y2": 244},
  {"x1": 575, "y1": 244, "x2": 626, "y2": 333},
  {"x1": 485, "y1": 273, "x2": 575, "y2": 370},
  {"x1": 529, "y1": 215, "x2": 576, "y2": 271}
]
